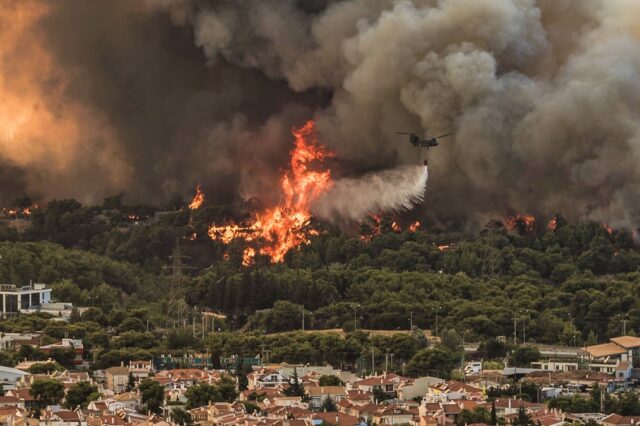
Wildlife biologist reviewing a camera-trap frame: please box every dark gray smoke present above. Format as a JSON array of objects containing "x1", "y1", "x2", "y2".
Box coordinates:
[{"x1": 4, "y1": 0, "x2": 640, "y2": 227}]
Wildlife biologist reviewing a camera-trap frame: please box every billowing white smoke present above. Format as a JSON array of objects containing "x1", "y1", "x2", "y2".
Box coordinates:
[{"x1": 312, "y1": 165, "x2": 428, "y2": 222}]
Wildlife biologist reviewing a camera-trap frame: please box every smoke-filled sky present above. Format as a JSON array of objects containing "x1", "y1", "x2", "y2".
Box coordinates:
[{"x1": 2, "y1": 0, "x2": 640, "y2": 227}]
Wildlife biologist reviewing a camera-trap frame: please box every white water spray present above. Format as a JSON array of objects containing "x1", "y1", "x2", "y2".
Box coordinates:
[{"x1": 312, "y1": 164, "x2": 428, "y2": 222}]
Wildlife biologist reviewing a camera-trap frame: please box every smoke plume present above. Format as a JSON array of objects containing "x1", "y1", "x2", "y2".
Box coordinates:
[
  {"x1": 312, "y1": 165, "x2": 429, "y2": 222},
  {"x1": 2, "y1": 0, "x2": 640, "y2": 227}
]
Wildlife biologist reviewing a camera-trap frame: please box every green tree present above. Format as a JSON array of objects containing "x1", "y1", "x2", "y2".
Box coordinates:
[
  {"x1": 406, "y1": 348, "x2": 456, "y2": 378},
  {"x1": 215, "y1": 375, "x2": 238, "y2": 402},
  {"x1": 456, "y1": 408, "x2": 490, "y2": 426},
  {"x1": 512, "y1": 405, "x2": 533, "y2": 426},
  {"x1": 127, "y1": 373, "x2": 136, "y2": 392},
  {"x1": 64, "y1": 381, "x2": 99, "y2": 409},
  {"x1": 0, "y1": 351, "x2": 14, "y2": 367},
  {"x1": 28, "y1": 362, "x2": 64, "y2": 374},
  {"x1": 511, "y1": 346, "x2": 541, "y2": 367},
  {"x1": 234, "y1": 357, "x2": 251, "y2": 391},
  {"x1": 284, "y1": 368, "x2": 305, "y2": 397},
  {"x1": 318, "y1": 375, "x2": 344, "y2": 386},
  {"x1": 30, "y1": 379, "x2": 65, "y2": 415},
  {"x1": 243, "y1": 402, "x2": 260, "y2": 415},
  {"x1": 139, "y1": 379, "x2": 164, "y2": 414},
  {"x1": 320, "y1": 396, "x2": 337, "y2": 412},
  {"x1": 185, "y1": 383, "x2": 220, "y2": 409},
  {"x1": 171, "y1": 407, "x2": 192, "y2": 426},
  {"x1": 490, "y1": 401, "x2": 497, "y2": 425},
  {"x1": 117, "y1": 317, "x2": 146, "y2": 333},
  {"x1": 49, "y1": 348, "x2": 77, "y2": 369}
]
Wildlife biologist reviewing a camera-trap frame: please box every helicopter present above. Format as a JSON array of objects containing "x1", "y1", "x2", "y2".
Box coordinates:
[{"x1": 396, "y1": 131, "x2": 451, "y2": 148}]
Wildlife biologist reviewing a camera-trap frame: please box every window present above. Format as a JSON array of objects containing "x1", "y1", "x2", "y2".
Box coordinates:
[
  {"x1": 21, "y1": 294, "x2": 30, "y2": 309},
  {"x1": 31, "y1": 293, "x2": 40, "y2": 306},
  {"x1": 5, "y1": 295, "x2": 18, "y2": 313}
]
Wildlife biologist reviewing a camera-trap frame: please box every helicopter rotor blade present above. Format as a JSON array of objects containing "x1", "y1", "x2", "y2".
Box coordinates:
[{"x1": 434, "y1": 132, "x2": 452, "y2": 139}]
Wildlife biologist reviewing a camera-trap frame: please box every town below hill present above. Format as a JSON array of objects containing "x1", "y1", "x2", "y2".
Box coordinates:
[{"x1": 1, "y1": 199, "x2": 640, "y2": 425}]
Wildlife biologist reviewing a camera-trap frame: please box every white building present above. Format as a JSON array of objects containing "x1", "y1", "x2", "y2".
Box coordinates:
[
  {"x1": 0, "y1": 283, "x2": 51, "y2": 317},
  {"x1": 0, "y1": 366, "x2": 29, "y2": 390}
]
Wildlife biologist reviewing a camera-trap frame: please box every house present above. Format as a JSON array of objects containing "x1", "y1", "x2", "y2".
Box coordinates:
[
  {"x1": 615, "y1": 362, "x2": 633, "y2": 382},
  {"x1": 0, "y1": 366, "x2": 29, "y2": 390},
  {"x1": 338, "y1": 401, "x2": 379, "y2": 423},
  {"x1": 306, "y1": 386, "x2": 348, "y2": 410},
  {"x1": 5, "y1": 388, "x2": 37, "y2": 411},
  {"x1": 105, "y1": 365, "x2": 130, "y2": 393},
  {"x1": 426, "y1": 381, "x2": 483, "y2": 402},
  {"x1": 530, "y1": 411, "x2": 564, "y2": 426},
  {"x1": 601, "y1": 414, "x2": 640, "y2": 426},
  {"x1": 311, "y1": 412, "x2": 359, "y2": 426},
  {"x1": 351, "y1": 377, "x2": 397, "y2": 399},
  {"x1": 44, "y1": 409, "x2": 85, "y2": 426},
  {"x1": 238, "y1": 388, "x2": 284, "y2": 402},
  {"x1": 0, "y1": 406, "x2": 29, "y2": 426},
  {"x1": 0, "y1": 333, "x2": 41, "y2": 350},
  {"x1": 0, "y1": 396, "x2": 24, "y2": 409},
  {"x1": 112, "y1": 392, "x2": 140, "y2": 411},
  {"x1": 486, "y1": 398, "x2": 543, "y2": 417},
  {"x1": 248, "y1": 370, "x2": 289, "y2": 390},
  {"x1": 373, "y1": 405, "x2": 416, "y2": 425},
  {"x1": 346, "y1": 390, "x2": 374, "y2": 404},
  {"x1": 154, "y1": 369, "x2": 221, "y2": 387},
  {"x1": 0, "y1": 283, "x2": 51, "y2": 317},
  {"x1": 40, "y1": 339, "x2": 84, "y2": 367},
  {"x1": 128, "y1": 360, "x2": 153, "y2": 380},
  {"x1": 397, "y1": 377, "x2": 443, "y2": 401},
  {"x1": 584, "y1": 336, "x2": 640, "y2": 374},
  {"x1": 268, "y1": 397, "x2": 306, "y2": 408}
]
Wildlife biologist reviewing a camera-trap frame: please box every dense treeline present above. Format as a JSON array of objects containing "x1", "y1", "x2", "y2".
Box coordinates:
[{"x1": 1, "y1": 197, "x2": 640, "y2": 348}]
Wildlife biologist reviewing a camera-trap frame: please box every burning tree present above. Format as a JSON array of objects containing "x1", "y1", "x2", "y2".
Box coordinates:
[{"x1": 208, "y1": 120, "x2": 333, "y2": 264}]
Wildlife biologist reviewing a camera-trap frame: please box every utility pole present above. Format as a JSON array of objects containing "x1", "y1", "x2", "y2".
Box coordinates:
[
  {"x1": 385, "y1": 349, "x2": 389, "y2": 373},
  {"x1": 390, "y1": 353, "x2": 395, "y2": 373},
  {"x1": 410, "y1": 312, "x2": 413, "y2": 330},
  {"x1": 622, "y1": 319, "x2": 629, "y2": 335},
  {"x1": 513, "y1": 314, "x2": 518, "y2": 345},
  {"x1": 371, "y1": 347, "x2": 375, "y2": 376},
  {"x1": 435, "y1": 306, "x2": 441, "y2": 341},
  {"x1": 354, "y1": 304, "x2": 359, "y2": 332},
  {"x1": 521, "y1": 309, "x2": 529, "y2": 344},
  {"x1": 302, "y1": 305, "x2": 305, "y2": 332}
]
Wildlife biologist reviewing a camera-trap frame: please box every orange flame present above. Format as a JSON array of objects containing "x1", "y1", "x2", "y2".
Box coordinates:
[
  {"x1": 3, "y1": 204, "x2": 38, "y2": 218},
  {"x1": 602, "y1": 223, "x2": 613, "y2": 235},
  {"x1": 242, "y1": 248, "x2": 256, "y2": 266},
  {"x1": 391, "y1": 221, "x2": 401, "y2": 232},
  {"x1": 547, "y1": 217, "x2": 558, "y2": 232},
  {"x1": 189, "y1": 184, "x2": 205, "y2": 210},
  {"x1": 505, "y1": 214, "x2": 536, "y2": 233},
  {"x1": 208, "y1": 120, "x2": 333, "y2": 263},
  {"x1": 409, "y1": 221, "x2": 421, "y2": 232}
]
